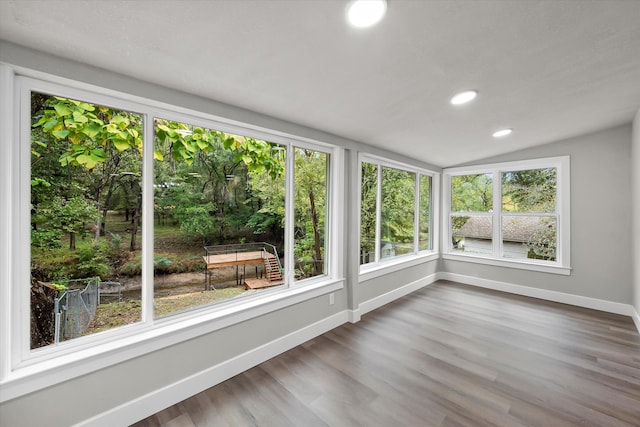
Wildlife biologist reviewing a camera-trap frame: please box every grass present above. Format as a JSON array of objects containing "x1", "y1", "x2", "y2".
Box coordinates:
[{"x1": 87, "y1": 287, "x2": 247, "y2": 334}]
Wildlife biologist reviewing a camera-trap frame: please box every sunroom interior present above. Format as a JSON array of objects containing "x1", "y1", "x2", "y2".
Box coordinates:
[{"x1": 1, "y1": 1, "x2": 639, "y2": 426}]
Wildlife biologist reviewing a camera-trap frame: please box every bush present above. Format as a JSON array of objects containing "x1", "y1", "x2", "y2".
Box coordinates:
[
  {"x1": 31, "y1": 229, "x2": 63, "y2": 249},
  {"x1": 76, "y1": 242, "x2": 112, "y2": 279}
]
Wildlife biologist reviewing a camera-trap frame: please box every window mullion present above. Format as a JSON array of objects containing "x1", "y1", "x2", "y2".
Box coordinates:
[
  {"x1": 141, "y1": 113, "x2": 155, "y2": 323},
  {"x1": 374, "y1": 165, "x2": 382, "y2": 263},
  {"x1": 413, "y1": 175, "x2": 420, "y2": 253},
  {"x1": 493, "y1": 170, "x2": 502, "y2": 258},
  {"x1": 17, "y1": 78, "x2": 32, "y2": 365},
  {"x1": 284, "y1": 145, "x2": 295, "y2": 285}
]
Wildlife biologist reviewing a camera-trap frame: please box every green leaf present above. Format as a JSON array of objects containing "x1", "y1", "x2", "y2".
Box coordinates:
[
  {"x1": 154, "y1": 148, "x2": 164, "y2": 161},
  {"x1": 51, "y1": 129, "x2": 70, "y2": 139},
  {"x1": 72, "y1": 111, "x2": 89, "y2": 124},
  {"x1": 112, "y1": 138, "x2": 131, "y2": 152},
  {"x1": 81, "y1": 121, "x2": 102, "y2": 139},
  {"x1": 91, "y1": 148, "x2": 107, "y2": 161},
  {"x1": 42, "y1": 118, "x2": 58, "y2": 131},
  {"x1": 53, "y1": 104, "x2": 73, "y2": 117},
  {"x1": 76, "y1": 154, "x2": 97, "y2": 169}
]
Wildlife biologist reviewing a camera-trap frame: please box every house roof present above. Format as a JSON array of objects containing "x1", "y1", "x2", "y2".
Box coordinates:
[{"x1": 455, "y1": 216, "x2": 555, "y2": 242}]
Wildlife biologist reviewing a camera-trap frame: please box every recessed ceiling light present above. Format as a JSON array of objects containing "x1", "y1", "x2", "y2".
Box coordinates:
[
  {"x1": 450, "y1": 90, "x2": 478, "y2": 105},
  {"x1": 492, "y1": 128, "x2": 513, "y2": 138},
  {"x1": 347, "y1": 0, "x2": 387, "y2": 28}
]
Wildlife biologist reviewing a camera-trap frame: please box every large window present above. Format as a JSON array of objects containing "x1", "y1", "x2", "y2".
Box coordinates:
[
  {"x1": 359, "y1": 156, "x2": 436, "y2": 268},
  {"x1": 444, "y1": 157, "x2": 570, "y2": 273},
  {"x1": 14, "y1": 76, "x2": 338, "y2": 360}
]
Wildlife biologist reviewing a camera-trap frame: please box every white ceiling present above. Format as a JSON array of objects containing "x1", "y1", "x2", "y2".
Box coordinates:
[{"x1": 1, "y1": 0, "x2": 639, "y2": 167}]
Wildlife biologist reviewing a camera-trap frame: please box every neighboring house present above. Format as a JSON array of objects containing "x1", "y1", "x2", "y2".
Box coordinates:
[{"x1": 453, "y1": 216, "x2": 556, "y2": 259}]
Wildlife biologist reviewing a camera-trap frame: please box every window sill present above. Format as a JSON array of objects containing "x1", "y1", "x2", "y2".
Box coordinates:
[
  {"x1": 359, "y1": 252, "x2": 439, "y2": 283},
  {"x1": 0, "y1": 278, "x2": 344, "y2": 403},
  {"x1": 442, "y1": 253, "x2": 571, "y2": 275}
]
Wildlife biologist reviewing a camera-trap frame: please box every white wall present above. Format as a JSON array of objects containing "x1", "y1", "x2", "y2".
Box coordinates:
[
  {"x1": 632, "y1": 109, "x2": 640, "y2": 323},
  {"x1": 443, "y1": 124, "x2": 634, "y2": 305}
]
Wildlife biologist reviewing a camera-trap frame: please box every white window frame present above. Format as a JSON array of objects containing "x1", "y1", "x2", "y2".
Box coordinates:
[
  {"x1": 358, "y1": 154, "x2": 440, "y2": 280},
  {"x1": 442, "y1": 156, "x2": 571, "y2": 275},
  {"x1": 0, "y1": 64, "x2": 344, "y2": 402}
]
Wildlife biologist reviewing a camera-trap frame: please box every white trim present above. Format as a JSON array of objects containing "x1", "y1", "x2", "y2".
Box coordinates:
[
  {"x1": 0, "y1": 64, "x2": 14, "y2": 382},
  {"x1": 75, "y1": 310, "x2": 349, "y2": 427},
  {"x1": 442, "y1": 253, "x2": 572, "y2": 275},
  {"x1": 440, "y1": 272, "x2": 636, "y2": 317},
  {"x1": 631, "y1": 307, "x2": 640, "y2": 335},
  {"x1": 358, "y1": 273, "x2": 439, "y2": 316},
  {"x1": 348, "y1": 309, "x2": 362, "y2": 323}
]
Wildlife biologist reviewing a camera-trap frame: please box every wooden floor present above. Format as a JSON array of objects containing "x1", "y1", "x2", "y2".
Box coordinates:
[{"x1": 132, "y1": 281, "x2": 640, "y2": 427}]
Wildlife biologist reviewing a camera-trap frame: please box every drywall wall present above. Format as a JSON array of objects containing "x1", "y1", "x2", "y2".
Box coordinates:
[
  {"x1": 443, "y1": 124, "x2": 634, "y2": 304},
  {"x1": 632, "y1": 109, "x2": 640, "y2": 318}
]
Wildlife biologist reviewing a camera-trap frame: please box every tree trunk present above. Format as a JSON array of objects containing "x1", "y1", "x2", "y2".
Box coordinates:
[
  {"x1": 129, "y1": 189, "x2": 142, "y2": 251},
  {"x1": 308, "y1": 189, "x2": 322, "y2": 275},
  {"x1": 30, "y1": 279, "x2": 58, "y2": 349},
  {"x1": 69, "y1": 232, "x2": 76, "y2": 250},
  {"x1": 94, "y1": 187, "x2": 102, "y2": 242},
  {"x1": 100, "y1": 177, "x2": 116, "y2": 237}
]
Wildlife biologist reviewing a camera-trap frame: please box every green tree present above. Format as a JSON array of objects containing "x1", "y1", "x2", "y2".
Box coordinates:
[
  {"x1": 502, "y1": 168, "x2": 556, "y2": 212},
  {"x1": 451, "y1": 174, "x2": 493, "y2": 212},
  {"x1": 32, "y1": 196, "x2": 98, "y2": 250},
  {"x1": 294, "y1": 149, "x2": 327, "y2": 277}
]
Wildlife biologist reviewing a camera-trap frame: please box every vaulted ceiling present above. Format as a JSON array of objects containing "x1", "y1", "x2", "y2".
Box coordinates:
[{"x1": 1, "y1": 0, "x2": 639, "y2": 166}]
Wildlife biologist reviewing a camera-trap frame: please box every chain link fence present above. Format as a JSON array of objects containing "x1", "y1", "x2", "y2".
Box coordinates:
[{"x1": 54, "y1": 277, "x2": 100, "y2": 343}]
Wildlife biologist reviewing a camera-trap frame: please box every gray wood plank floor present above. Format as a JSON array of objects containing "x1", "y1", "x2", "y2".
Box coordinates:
[{"x1": 132, "y1": 281, "x2": 640, "y2": 427}]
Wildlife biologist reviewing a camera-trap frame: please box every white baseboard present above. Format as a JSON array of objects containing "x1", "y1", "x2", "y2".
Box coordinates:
[
  {"x1": 440, "y1": 272, "x2": 638, "y2": 322},
  {"x1": 77, "y1": 311, "x2": 349, "y2": 427},
  {"x1": 632, "y1": 307, "x2": 640, "y2": 334},
  {"x1": 357, "y1": 273, "x2": 438, "y2": 317}
]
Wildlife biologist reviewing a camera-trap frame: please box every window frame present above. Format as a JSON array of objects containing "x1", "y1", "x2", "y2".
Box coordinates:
[
  {"x1": 358, "y1": 153, "x2": 440, "y2": 278},
  {"x1": 442, "y1": 156, "x2": 571, "y2": 275},
  {"x1": 1, "y1": 66, "x2": 344, "y2": 401}
]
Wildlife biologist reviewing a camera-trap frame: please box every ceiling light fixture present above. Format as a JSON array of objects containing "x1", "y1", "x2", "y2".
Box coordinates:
[
  {"x1": 347, "y1": 0, "x2": 387, "y2": 28},
  {"x1": 450, "y1": 90, "x2": 478, "y2": 105},
  {"x1": 492, "y1": 128, "x2": 513, "y2": 138}
]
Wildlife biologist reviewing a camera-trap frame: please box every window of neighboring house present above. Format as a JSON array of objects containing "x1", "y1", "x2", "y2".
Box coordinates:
[
  {"x1": 14, "y1": 76, "x2": 337, "y2": 362},
  {"x1": 359, "y1": 156, "x2": 436, "y2": 269},
  {"x1": 444, "y1": 157, "x2": 570, "y2": 274}
]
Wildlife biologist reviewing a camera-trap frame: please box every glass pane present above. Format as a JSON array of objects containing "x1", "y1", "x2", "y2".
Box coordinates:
[
  {"x1": 502, "y1": 168, "x2": 556, "y2": 213},
  {"x1": 418, "y1": 174, "x2": 431, "y2": 251},
  {"x1": 380, "y1": 166, "x2": 415, "y2": 259},
  {"x1": 451, "y1": 174, "x2": 493, "y2": 212},
  {"x1": 360, "y1": 162, "x2": 377, "y2": 265},
  {"x1": 451, "y1": 215, "x2": 493, "y2": 255},
  {"x1": 294, "y1": 148, "x2": 328, "y2": 280},
  {"x1": 154, "y1": 118, "x2": 285, "y2": 318},
  {"x1": 30, "y1": 92, "x2": 143, "y2": 349},
  {"x1": 502, "y1": 216, "x2": 557, "y2": 261}
]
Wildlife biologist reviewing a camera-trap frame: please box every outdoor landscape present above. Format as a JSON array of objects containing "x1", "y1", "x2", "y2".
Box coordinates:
[{"x1": 29, "y1": 92, "x2": 327, "y2": 349}]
